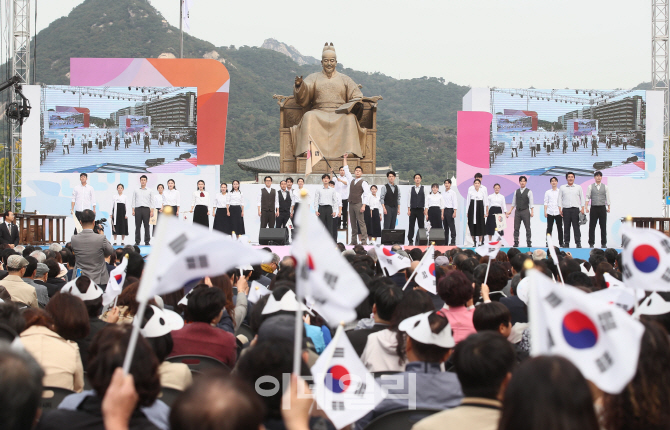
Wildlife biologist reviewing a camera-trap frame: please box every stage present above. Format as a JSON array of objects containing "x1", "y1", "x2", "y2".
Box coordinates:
[{"x1": 115, "y1": 245, "x2": 614, "y2": 261}]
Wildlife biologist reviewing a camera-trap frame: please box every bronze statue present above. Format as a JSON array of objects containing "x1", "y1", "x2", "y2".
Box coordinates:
[{"x1": 291, "y1": 43, "x2": 367, "y2": 158}]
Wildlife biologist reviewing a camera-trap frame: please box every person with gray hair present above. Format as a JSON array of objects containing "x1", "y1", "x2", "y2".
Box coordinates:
[
  {"x1": 30, "y1": 250, "x2": 46, "y2": 264},
  {"x1": 13, "y1": 245, "x2": 24, "y2": 254},
  {"x1": 0, "y1": 344, "x2": 44, "y2": 430},
  {"x1": 48, "y1": 243, "x2": 63, "y2": 252}
]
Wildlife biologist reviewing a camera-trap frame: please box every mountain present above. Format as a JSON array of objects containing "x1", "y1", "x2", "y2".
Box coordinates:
[
  {"x1": 28, "y1": 0, "x2": 469, "y2": 183},
  {"x1": 260, "y1": 38, "x2": 319, "y2": 66}
]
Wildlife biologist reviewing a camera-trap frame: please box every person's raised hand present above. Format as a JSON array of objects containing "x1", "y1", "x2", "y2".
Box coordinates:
[
  {"x1": 236, "y1": 276, "x2": 249, "y2": 295},
  {"x1": 102, "y1": 368, "x2": 139, "y2": 430},
  {"x1": 107, "y1": 306, "x2": 120, "y2": 324},
  {"x1": 281, "y1": 374, "x2": 312, "y2": 430}
]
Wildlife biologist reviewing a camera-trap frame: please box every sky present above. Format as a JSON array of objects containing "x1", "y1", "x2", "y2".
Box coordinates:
[{"x1": 35, "y1": 0, "x2": 651, "y2": 89}]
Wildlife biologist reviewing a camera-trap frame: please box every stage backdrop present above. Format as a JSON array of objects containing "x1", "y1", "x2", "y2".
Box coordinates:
[
  {"x1": 22, "y1": 58, "x2": 229, "y2": 243},
  {"x1": 458, "y1": 88, "x2": 664, "y2": 248}
]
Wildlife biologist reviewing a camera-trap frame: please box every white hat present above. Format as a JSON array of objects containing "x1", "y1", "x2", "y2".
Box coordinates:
[
  {"x1": 516, "y1": 277, "x2": 530, "y2": 304},
  {"x1": 398, "y1": 311, "x2": 455, "y2": 348},
  {"x1": 61, "y1": 277, "x2": 103, "y2": 301},
  {"x1": 633, "y1": 292, "x2": 670, "y2": 318},
  {"x1": 140, "y1": 305, "x2": 184, "y2": 338},
  {"x1": 262, "y1": 289, "x2": 311, "y2": 315},
  {"x1": 580, "y1": 262, "x2": 595, "y2": 276}
]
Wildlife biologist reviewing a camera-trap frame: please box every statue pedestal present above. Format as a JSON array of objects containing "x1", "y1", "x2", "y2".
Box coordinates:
[{"x1": 295, "y1": 157, "x2": 360, "y2": 174}]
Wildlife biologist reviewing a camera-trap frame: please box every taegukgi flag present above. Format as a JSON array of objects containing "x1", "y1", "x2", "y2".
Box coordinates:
[
  {"x1": 475, "y1": 232, "x2": 507, "y2": 259},
  {"x1": 528, "y1": 270, "x2": 644, "y2": 394},
  {"x1": 311, "y1": 328, "x2": 385, "y2": 429},
  {"x1": 374, "y1": 243, "x2": 410, "y2": 276},
  {"x1": 620, "y1": 225, "x2": 670, "y2": 291},
  {"x1": 247, "y1": 280, "x2": 271, "y2": 304},
  {"x1": 292, "y1": 201, "x2": 368, "y2": 326},
  {"x1": 102, "y1": 254, "x2": 128, "y2": 307},
  {"x1": 413, "y1": 245, "x2": 437, "y2": 294}
]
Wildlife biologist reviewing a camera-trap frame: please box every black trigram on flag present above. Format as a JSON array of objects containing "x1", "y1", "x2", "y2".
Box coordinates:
[
  {"x1": 354, "y1": 382, "x2": 366, "y2": 396},
  {"x1": 332, "y1": 401, "x2": 345, "y2": 411},
  {"x1": 169, "y1": 234, "x2": 188, "y2": 254},
  {"x1": 186, "y1": 255, "x2": 209, "y2": 270},
  {"x1": 333, "y1": 347, "x2": 344, "y2": 358}
]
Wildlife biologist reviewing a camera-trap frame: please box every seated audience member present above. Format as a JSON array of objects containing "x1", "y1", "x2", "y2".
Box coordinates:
[
  {"x1": 63, "y1": 276, "x2": 116, "y2": 367},
  {"x1": 30, "y1": 250, "x2": 46, "y2": 264},
  {"x1": 362, "y1": 289, "x2": 434, "y2": 372},
  {"x1": 20, "y1": 307, "x2": 85, "y2": 392},
  {"x1": 478, "y1": 262, "x2": 508, "y2": 301},
  {"x1": 208, "y1": 273, "x2": 249, "y2": 331},
  {"x1": 437, "y1": 271, "x2": 476, "y2": 343},
  {"x1": 565, "y1": 271, "x2": 593, "y2": 290},
  {"x1": 356, "y1": 311, "x2": 463, "y2": 430},
  {"x1": 35, "y1": 324, "x2": 168, "y2": 430},
  {"x1": 413, "y1": 332, "x2": 516, "y2": 430},
  {"x1": 347, "y1": 284, "x2": 403, "y2": 356},
  {"x1": 473, "y1": 302, "x2": 512, "y2": 337},
  {"x1": 0, "y1": 345, "x2": 45, "y2": 430},
  {"x1": 0, "y1": 301, "x2": 25, "y2": 342},
  {"x1": 0, "y1": 255, "x2": 38, "y2": 308},
  {"x1": 140, "y1": 305, "x2": 192, "y2": 391},
  {"x1": 601, "y1": 320, "x2": 670, "y2": 430},
  {"x1": 125, "y1": 251, "x2": 145, "y2": 279},
  {"x1": 499, "y1": 274, "x2": 527, "y2": 324},
  {"x1": 22, "y1": 255, "x2": 49, "y2": 308},
  {"x1": 44, "y1": 258, "x2": 67, "y2": 296},
  {"x1": 101, "y1": 281, "x2": 140, "y2": 324},
  {"x1": 33, "y1": 262, "x2": 51, "y2": 293},
  {"x1": 498, "y1": 356, "x2": 599, "y2": 430},
  {"x1": 169, "y1": 369, "x2": 265, "y2": 430},
  {"x1": 169, "y1": 286, "x2": 236, "y2": 368}
]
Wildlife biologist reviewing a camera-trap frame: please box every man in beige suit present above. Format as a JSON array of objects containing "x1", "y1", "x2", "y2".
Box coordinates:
[{"x1": 0, "y1": 255, "x2": 38, "y2": 308}]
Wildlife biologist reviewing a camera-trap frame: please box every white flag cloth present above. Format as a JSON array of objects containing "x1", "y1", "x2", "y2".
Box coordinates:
[
  {"x1": 247, "y1": 280, "x2": 271, "y2": 304},
  {"x1": 136, "y1": 216, "x2": 270, "y2": 302},
  {"x1": 528, "y1": 270, "x2": 645, "y2": 394},
  {"x1": 374, "y1": 243, "x2": 410, "y2": 276},
  {"x1": 603, "y1": 273, "x2": 625, "y2": 289},
  {"x1": 102, "y1": 255, "x2": 128, "y2": 306},
  {"x1": 73, "y1": 215, "x2": 83, "y2": 234},
  {"x1": 311, "y1": 329, "x2": 385, "y2": 429},
  {"x1": 475, "y1": 233, "x2": 507, "y2": 259},
  {"x1": 292, "y1": 203, "x2": 368, "y2": 326},
  {"x1": 413, "y1": 245, "x2": 437, "y2": 294},
  {"x1": 589, "y1": 287, "x2": 638, "y2": 313},
  {"x1": 620, "y1": 225, "x2": 670, "y2": 291},
  {"x1": 182, "y1": 0, "x2": 194, "y2": 32}
]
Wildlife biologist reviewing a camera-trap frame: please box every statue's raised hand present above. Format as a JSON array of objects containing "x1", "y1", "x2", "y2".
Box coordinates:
[{"x1": 295, "y1": 75, "x2": 303, "y2": 87}]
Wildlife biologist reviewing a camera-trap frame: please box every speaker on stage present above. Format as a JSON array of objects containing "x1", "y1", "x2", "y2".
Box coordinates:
[
  {"x1": 381, "y1": 229, "x2": 405, "y2": 245},
  {"x1": 259, "y1": 228, "x2": 289, "y2": 245},
  {"x1": 415, "y1": 229, "x2": 446, "y2": 246}
]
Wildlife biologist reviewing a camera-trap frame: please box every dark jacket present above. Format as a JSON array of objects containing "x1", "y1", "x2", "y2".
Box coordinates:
[
  {"x1": 0, "y1": 222, "x2": 19, "y2": 246},
  {"x1": 75, "y1": 318, "x2": 108, "y2": 368},
  {"x1": 45, "y1": 277, "x2": 67, "y2": 297},
  {"x1": 346, "y1": 323, "x2": 388, "y2": 356},
  {"x1": 500, "y1": 295, "x2": 528, "y2": 324}
]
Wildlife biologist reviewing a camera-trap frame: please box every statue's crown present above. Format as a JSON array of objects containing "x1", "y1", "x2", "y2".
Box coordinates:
[{"x1": 322, "y1": 42, "x2": 336, "y2": 55}]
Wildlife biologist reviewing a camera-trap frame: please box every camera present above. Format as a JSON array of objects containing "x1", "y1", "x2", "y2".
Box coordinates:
[{"x1": 93, "y1": 218, "x2": 107, "y2": 235}]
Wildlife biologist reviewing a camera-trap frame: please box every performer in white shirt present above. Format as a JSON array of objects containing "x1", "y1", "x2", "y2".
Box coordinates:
[
  {"x1": 71, "y1": 172, "x2": 96, "y2": 235},
  {"x1": 227, "y1": 180, "x2": 245, "y2": 237},
  {"x1": 442, "y1": 179, "x2": 458, "y2": 246},
  {"x1": 466, "y1": 179, "x2": 488, "y2": 246},
  {"x1": 314, "y1": 174, "x2": 339, "y2": 236},
  {"x1": 425, "y1": 184, "x2": 444, "y2": 237},
  {"x1": 486, "y1": 183, "x2": 507, "y2": 240},
  {"x1": 544, "y1": 176, "x2": 563, "y2": 247},
  {"x1": 510, "y1": 137, "x2": 518, "y2": 158},
  {"x1": 62, "y1": 134, "x2": 70, "y2": 155},
  {"x1": 257, "y1": 176, "x2": 279, "y2": 230},
  {"x1": 365, "y1": 185, "x2": 383, "y2": 242},
  {"x1": 276, "y1": 180, "x2": 293, "y2": 229},
  {"x1": 152, "y1": 184, "x2": 165, "y2": 236},
  {"x1": 189, "y1": 180, "x2": 211, "y2": 228},
  {"x1": 213, "y1": 183, "x2": 231, "y2": 235},
  {"x1": 328, "y1": 180, "x2": 343, "y2": 241},
  {"x1": 111, "y1": 184, "x2": 129, "y2": 245},
  {"x1": 291, "y1": 178, "x2": 309, "y2": 232},
  {"x1": 406, "y1": 173, "x2": 428, "y2": 245},
  {"x1": 332, "y1": 162, "x2": 353, "y2": 230},
  {"x1": 163, "y1": 179, "x2": 180, "y2": 216},
  {"x1": 81, "y1": 135, "x2": 88, "y2": 154}
]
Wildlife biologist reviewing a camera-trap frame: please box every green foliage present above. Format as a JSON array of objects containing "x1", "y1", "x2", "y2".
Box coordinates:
[{"x1": 29, "y1": 0, "x2": 471, "y2": 182}]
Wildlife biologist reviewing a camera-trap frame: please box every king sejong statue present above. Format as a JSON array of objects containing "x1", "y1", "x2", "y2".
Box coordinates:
[{"x1": 291, "y1": 43, "x2": 367, "y2": 159}]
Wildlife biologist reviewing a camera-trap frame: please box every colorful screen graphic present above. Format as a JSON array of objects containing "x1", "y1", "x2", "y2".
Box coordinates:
[{"x1": 48, "y1": 112, "x2": 85, "y2": 129}]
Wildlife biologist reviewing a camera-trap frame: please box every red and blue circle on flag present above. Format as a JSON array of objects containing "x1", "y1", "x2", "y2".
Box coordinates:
[
  {"x1": 632, "y1": 244, "x2": 660, "y2": 273},
  {"x1": 325, "y1": 365, "x2": 351, "y2": 393},
  {"x1": 562, "y1": 310, "x2": 598, "y2": 349}
]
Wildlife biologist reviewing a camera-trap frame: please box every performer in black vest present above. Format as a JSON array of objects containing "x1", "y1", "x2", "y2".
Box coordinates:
[
  {"x1": 379, "y1": 171, "x2": 401, "y2": 230},
  {"x1": 407, "y1": 173, "x2": 428, "y2": 245},
  {"x1": 506, "y1": 176, "x2": 534, "y2": 247},
  {"x1": 258, "y1": 176, "x2": 278, "y2": 230},
  {"x1": 275, "y1": 180, "x2": 293, "y2": 229},
  {"x1": 347, "y1": 162, "x2": 371, "y2": 245}
]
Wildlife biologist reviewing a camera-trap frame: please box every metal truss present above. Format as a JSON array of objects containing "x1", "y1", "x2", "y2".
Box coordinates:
[
  {"x1": 10, "y1": 0, "x2": 29, "y2": 212},
  {"x1": 653, "y1": 0, "x2": 670, "y2": 216},
  {"x1": 491, "y1": 88, "x2": 635, "y2": 106},
  {"x1": 43, "y1": 85, "x2": 187, "y2": 102}
]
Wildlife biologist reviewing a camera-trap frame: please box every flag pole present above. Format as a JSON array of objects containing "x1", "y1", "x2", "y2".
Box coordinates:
[
  {"x1": 122, "y1": 207, "x2": 173, "y2": 374},
  {"x1": 402, "y1": 244, "x2": 433, "y2": 290},
  {"x1": 179, "y1": 0, "x2": 184, "y2": 58},
  {"x1": 483, "y1": 257, "x2": 492, "y2": 286},
  {"x1": 292, "y1": 189, "x2": 310, "y2": 375},
  {"x1": 546, "y1": 233, "x2": 565, "y2": 284}
]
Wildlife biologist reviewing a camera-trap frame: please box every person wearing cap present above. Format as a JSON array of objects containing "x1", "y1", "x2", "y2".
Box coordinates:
[
  {"x1": 70, "y1": 209, "x2": 114, "y2": 286},
  {"x1": 140, "y1": 305, "x2": 192, "y2": 391},
  {"x1": 33, "y1": 263, "x2": 50, "y2": 297},
  {"x1": 0, "y1": 255, "x2": 38, "y2": 308},
  {"x1": 412, "y1": 332, "x2": 516, "y2": 430},
  {"x1": 21, "y1": 256, "x2": 49, "y2": 308},
  {"x1": 355, "y1": 311, "x2": 463, "y2": 430}
]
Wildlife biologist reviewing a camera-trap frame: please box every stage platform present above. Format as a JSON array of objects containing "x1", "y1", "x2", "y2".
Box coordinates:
[{"x1": 106, "y1": 245, "x2": 618, "y2": 261}]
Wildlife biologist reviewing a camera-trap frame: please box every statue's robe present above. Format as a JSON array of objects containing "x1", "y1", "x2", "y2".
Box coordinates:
[{"x1": 291, "y1": 70, "x2": 366, "y2": 158}]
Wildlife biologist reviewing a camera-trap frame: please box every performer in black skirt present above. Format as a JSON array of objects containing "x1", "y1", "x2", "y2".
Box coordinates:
[
  {"x1": 227, "y1": 180, "x2": 245, "y2": 237},
  {"x1": 189, "y1": 180, "x2": 210, "y2": 228},
  {"x1": 213, "y1": 183, "x2": 232, "y2": 234},
  {"x1": 466, "y1": 179, "x2": 488, "y2": 246},
  {"x1": 425, "y1": 183, "x2": 444, "y2": 236},
  {"x1": 364, "y1": 185, "x2": 382, "y2": 241},
  {"x1": 111, "y1": 184, "x2": 129, "y2": 245},
  {"x1": 486, "y1": 183, "x2": 507, "y2": 240}
]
